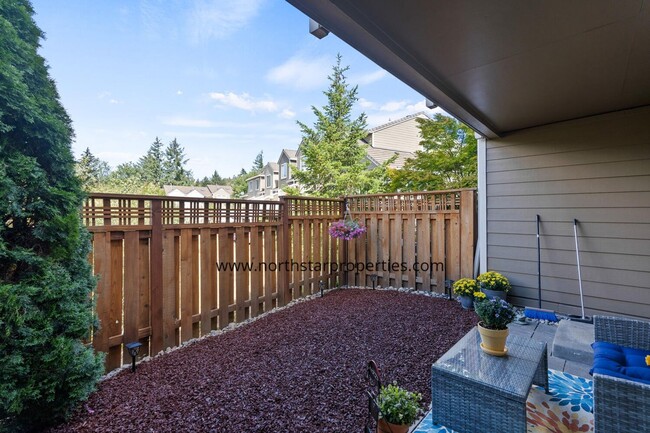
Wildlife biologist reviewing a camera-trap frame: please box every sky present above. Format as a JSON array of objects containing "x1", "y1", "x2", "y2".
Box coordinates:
[{"x1": 32, "y1": 0, "x2": 444, "y2": 179}]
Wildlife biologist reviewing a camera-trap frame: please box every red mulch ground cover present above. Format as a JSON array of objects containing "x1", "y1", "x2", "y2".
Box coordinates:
[{"x1": 50, "y1": 289, "x2": 478, "y2": 433}]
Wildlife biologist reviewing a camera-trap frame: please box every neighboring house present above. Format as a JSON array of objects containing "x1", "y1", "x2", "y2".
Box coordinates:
[
  {"x1": 289, "y1": 1, "x2": 650, "y2": 319},
  {"x1": 243, "y1": 162, "x2": 280, "y2": 200},
  {"x1": 277, "y1": 149, "x2": 298, "y2": 190},
  {"x1": 362, "y1": 112, "x2": 428, "y2": 169},
  {"x1": 164, "y1": 184, "x2": 233, "y2": 199}
]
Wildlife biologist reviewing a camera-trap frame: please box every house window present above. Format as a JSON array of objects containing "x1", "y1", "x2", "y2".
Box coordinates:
[
  {"x1": 281, "y1": 163, "x2": 288, "y2": 179},
  {"x1": 266, "y1": 175, "x2": 272, "y2": 188}
]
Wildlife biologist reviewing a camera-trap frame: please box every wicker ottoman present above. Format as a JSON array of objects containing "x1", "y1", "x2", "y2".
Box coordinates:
[{"x1": 431, "y1": 328, "x2": 548, "y2": 432}]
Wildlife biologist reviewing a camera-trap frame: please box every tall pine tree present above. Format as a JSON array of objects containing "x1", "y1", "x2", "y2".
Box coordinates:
[
  {"x1": 138, "y1": 136, "x2": 164, "y2": 186},
  {"x1": 293, "y1": 54, "x2": 386, "y2": 197},
  {"x1": 162, "y1": 138, "x2": 193, "y2": 185},
  {"x1": 0, "y1": 1, "x2": 103, "y2": 430}
]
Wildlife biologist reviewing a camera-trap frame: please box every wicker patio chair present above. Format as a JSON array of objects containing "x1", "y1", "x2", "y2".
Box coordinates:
[{"x1": 593, "y1": 315, "x2": 650, "y2": 433}]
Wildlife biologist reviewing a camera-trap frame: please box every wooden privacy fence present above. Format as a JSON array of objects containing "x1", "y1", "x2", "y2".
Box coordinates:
[
  {"x1": 345, "y1": 189, "x2": 476, "y2": 291},
  {"x1": 82, "y1": 189, "x2": 476, "y2": 372}
]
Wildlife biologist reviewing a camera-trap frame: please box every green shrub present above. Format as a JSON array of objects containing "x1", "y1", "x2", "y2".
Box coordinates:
[
  {"x1": 377, "y1": 383, "x2": 422, "y2": 426},
  {"x1": 0, "y1": 2, "x2": 103, "y2": 431}
]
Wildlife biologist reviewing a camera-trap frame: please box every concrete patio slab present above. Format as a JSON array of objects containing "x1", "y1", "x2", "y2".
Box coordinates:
[{"x1": 552, "y1": 320, "x2": 594, "y2": 365}]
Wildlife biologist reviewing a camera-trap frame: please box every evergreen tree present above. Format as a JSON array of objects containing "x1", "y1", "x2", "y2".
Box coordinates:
[
  {"x1": 162, "y1": 138, "x2": 194, "y2": 185},
  {"x1": 75, "y1": 147, "x2": 110, "y2": 191},
  {"x1": 198, "y1": 170, "x2": 224, "y2": 186},
  {"x1": 252, "y1": 150, "x2": 263, "y2": 172},
  {"x1": 388, "y1": 114, "x2": 477, "y2": 191},
  {"x1": 293, "y1": 54, "x2": 385, "y2": 197},
  {"x1": 138, "y1": 137, "x2": 164, "y2": 186},
  {"x1": 0, "y1": 2, "x2": 103, "y2": 430}
]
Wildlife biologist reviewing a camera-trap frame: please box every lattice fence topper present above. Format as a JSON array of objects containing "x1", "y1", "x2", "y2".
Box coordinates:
[{"x1": 328, "y1": 203, "x2": 367, "y2": 240}]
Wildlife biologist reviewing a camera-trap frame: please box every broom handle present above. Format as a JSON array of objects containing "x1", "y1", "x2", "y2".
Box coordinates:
[
  {"x1": 536, "y1": 215, "x2": 541, "y2": 309},
  {"x1": 573, "y1": 219, "x2": 585, "y2": 319}
]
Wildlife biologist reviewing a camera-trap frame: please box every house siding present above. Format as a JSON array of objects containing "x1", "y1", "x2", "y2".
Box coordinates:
[
  {"x1": 371, "y1": 116, "x2": 423, "y2": 153},
  {"x1": 278, "y1": 153, "x2": 295, "y2": 189},
  {"x1": 486, "y1": 106, "x2": 650, "y2": 319}
]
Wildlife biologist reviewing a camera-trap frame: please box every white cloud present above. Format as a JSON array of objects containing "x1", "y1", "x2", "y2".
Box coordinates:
[
  {"x1": 358, "y1": 98, "x2": 377, "y2": 109},
  {"x1": 366, "y1": 100, "x2": 446, "y2": 127},
  {"x1": 209, "y1": 92, "x2": 279, "y2": 113},
  {"x1": 187, "y1": 0, "x2": 264, "y2": 42},
  {"x1": 352, "y1": 69, "x2": 388, "y2": 86},
  {"x1": 176, "y1": 90, "x2": 183, "y2": 95},
  {"x1": 109, "y1": 99, "x2": 121, "y2": 104},
  {"x1": 380, "y1": 100, "x2": 409, "y2": 112},
  {"x1": 279, "y1": 109, "x2": 296, "y2": 119},
  {"x1": 266, "y1": 55, "x2": 331, "y2": 90}
]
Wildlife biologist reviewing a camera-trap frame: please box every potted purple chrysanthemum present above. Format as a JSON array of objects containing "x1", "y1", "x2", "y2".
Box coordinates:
[{"x1": 329, "y1": 219, "x2": 366, "y2": 240}]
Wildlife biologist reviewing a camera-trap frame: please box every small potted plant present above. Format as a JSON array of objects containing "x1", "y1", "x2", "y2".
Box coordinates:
[
  {"x1": 328, "y1": 218, "x2": 366, "y2": 240},
  {"x1": 474, "y1": 297, "x2": 516, "y2": 356},
  {"x1": 452, "y1": 278, "x2": 479, "y2": 309},
  {"x1": 477, "y1": 271, "x2": 511, "y2": 301},
  {"x1": 376, "y1": 382, "x2": 422, "y2": 433}
]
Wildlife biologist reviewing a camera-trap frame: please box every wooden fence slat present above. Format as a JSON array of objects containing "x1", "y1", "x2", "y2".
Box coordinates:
[
  {"x1": 200, "y1": 228, "x2": 212, "y2": 336},
  {"x1": 179, "y1": 229, "x2": 193, "y2": 343},
  {"x1": 107, "y1": 238, "x2": 123, "y2": 371},
  {"x1": 235, "y1": 227, "x2": 247, "y2": 321},
  {"x1": 162, "y1": 231, "x2": 177, "y2": 349},
  {"x1": 123, "y1": 231, "x2": 140, "y2": 365},
  {"x1": 448, "y1": 214, "x2": 461, "y2": 281},
  {"x1": 434, "y1": 215, "x2": 446, "y2": 292},
  {"x1": 390, "y1": 215, "x2": 403, "y2": 287},
  {"x1": 217, "y1": 230, "x2": 231, "y2": 328},
  {"x1": 380, "y1": 216, "x2": 390, "y2": 286},
  {"x1": 263, "y1": 226, "x2": 274, "y2": 312},
  {"x1": 149, "y1": 200, "x2": 163, "y2": 354},
  {"x1": 419, "y1": 215, "x2": 432, "y2": 291},
  {"x1": 92, "y1": 232, "x2": 110, "y2": 356},
  {"x1": 292, "y1": 221, "x2": 302, "y2": 299},
  {"x1": 404, "y1": 214, "x2": 416, "y2": 288},
  {"x1": 138, "y1": 237, "x2": 150, "y2": 354},
  {"x1": 250, "y1": 227, "x2": 261, "y2": 317}
]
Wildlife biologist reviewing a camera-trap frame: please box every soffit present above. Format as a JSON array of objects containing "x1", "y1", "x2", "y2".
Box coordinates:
[{"x1": 288, "y1": 0, "x2": 650, "y2": 137}]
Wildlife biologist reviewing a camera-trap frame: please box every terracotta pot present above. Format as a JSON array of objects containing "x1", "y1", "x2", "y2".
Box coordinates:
[
  {"x1": 477, "y1": 322, "x2": 509, "y2": 356},
  {"x1": 377, "y1": 418, "x2": 409, "y2": 433}
]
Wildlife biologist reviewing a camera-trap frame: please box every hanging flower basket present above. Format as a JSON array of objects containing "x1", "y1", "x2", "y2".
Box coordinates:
[{"x1": 329, "y1": 219, "x2": 366, "y2": 240}]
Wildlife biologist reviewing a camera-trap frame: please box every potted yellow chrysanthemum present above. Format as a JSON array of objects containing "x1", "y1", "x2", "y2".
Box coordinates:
[{"x1": 477, "y1": 271, "x2": 511, "y2": 301}]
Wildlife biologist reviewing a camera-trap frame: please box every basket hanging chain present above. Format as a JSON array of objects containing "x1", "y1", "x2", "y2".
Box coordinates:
[{"x1": 344, "y1": 203, "x2": 354, "y2": 223}]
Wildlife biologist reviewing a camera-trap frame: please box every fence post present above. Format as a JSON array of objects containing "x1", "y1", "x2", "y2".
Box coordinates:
[
  {"x1": 459, "y1": 190, "x2": 476, "y2": 278},
  {"x1": 278, "y1": 197, "x2": 290, "y2": 306},
  {"x1": 149, "y1": 198, "x2": 164, "y2": 354}
]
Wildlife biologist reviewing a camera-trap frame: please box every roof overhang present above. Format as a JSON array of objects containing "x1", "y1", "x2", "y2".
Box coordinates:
[{"x1": 287, "y1": 0, "x2": 650, "y2": 138}]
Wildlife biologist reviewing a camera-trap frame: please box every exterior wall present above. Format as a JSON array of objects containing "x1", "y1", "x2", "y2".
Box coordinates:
[
  {"x1": 371, "y1": 116, "x2": 423, "y2": 152},
  {"x1": 485, "y1": 106, "x2": 650, "y2": 319},
  {"x1": 278, "y1": 153, "x2": 296, "y2": 189}
]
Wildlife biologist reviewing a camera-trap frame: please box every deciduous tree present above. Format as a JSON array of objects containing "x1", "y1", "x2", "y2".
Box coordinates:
[{"x1": 388, "y1": 114, "x2": 477, "y2": 192}]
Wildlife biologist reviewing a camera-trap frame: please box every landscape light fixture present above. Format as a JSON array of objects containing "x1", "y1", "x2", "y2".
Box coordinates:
[
  {"x1": 125, "y1": 342, "x2": 142, "y2": 373},
  {"x1": 369, "y1": 274, "x2": 378, "y2": 289},
  {"x1": 444, "y1": 279, "x2": 455, "y2": 300},
  {"x1": 309, "y1": 19, "x2": 329, "y2": 39},
  {"x1": 319, "y1": 280, "x2": 326, "y2": 297}
]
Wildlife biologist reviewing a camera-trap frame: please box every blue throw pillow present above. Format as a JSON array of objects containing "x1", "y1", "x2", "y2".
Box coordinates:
[{"x1": 590, "y1": 341, "x2": 650, "y2": 385}]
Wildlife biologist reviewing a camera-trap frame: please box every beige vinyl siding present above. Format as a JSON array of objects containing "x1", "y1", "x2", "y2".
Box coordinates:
[
  {"x1": 371, "y1": 117, "x2": 423, "y2": 153},
  {"x1": 486, "y1": 106, "x2": 650, "y2": 319}
]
